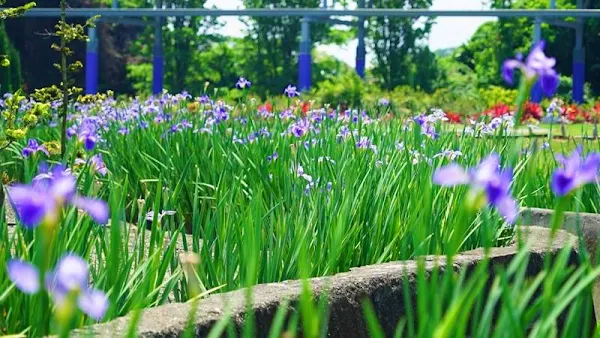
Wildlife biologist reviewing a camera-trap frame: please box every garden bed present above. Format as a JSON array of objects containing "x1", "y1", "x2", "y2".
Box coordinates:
[{"x1": 69, "y1": 226, "x2": 590, "y2": 337}]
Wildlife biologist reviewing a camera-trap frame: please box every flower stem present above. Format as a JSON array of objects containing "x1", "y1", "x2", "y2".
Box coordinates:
[
  {"x1": 550, "y1": 195, "x2": 572, "y2": 238},
  {"x1": 59, "y1": 0, "x2": 68, "y2": 159}
]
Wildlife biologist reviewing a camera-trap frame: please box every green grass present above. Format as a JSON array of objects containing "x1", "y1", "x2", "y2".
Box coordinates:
[{"x1": 2, "y1": 96, "x2": 600, "y2": 335}]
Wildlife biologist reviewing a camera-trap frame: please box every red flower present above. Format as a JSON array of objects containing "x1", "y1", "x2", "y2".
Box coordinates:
[
  {"x1": 522, "y1": 102, "x2": 543, "y2": 121},
  {"x1": 258, "y1": 101, "x2": 273, "y2": 112},
  {"x1": 483, "y1": 103, "x2": 512, "y2": 118},
  {"x1": 562, "y1": 104, "x2": 582, "y2": 122},
  {"x1": 301, "y1": 101, "x2": 311, "y2": 114},
  {"x1": 592, "y1": 102, "x2": 600, "y2": 121},
  {"x1": 445, "y1": 112, "x2": 462, "y2": 123}
]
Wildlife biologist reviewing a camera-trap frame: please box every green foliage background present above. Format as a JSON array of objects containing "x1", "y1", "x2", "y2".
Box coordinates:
[
  {"x1": 0, "y1": 22, "x2": 22, "y2": 93},
  {"x1": 2, "y1": 0, "x2": 600, "y2": 103}
]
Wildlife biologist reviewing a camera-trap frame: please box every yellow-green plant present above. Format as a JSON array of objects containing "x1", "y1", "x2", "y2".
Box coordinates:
[
  {"x1": 0, "y1": 91, "x2": 49, "y2": 151},
  {"x1": 50, "y1": 0, "x2": 98, "y2": 157},
  {"x1": 0, "y1": 0, "x2": 35, "y2": 68},
  {"x1": 478, "y1": 85, "x2": 518, "y2": 108}
]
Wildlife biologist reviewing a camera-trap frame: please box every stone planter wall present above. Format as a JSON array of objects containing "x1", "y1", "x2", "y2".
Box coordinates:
[{"x1": 71, "y1": 226, "x2": 588, "y2": 338}]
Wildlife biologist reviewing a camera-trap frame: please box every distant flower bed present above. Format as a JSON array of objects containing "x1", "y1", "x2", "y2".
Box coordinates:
[{"x1": 436, "y1": 100, "x2": 600, "y2": 125}]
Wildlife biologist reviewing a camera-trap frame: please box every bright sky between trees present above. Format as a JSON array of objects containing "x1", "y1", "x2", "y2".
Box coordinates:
[{"x1": 204, "y1": 0, "x2": 495, "y2": 66}]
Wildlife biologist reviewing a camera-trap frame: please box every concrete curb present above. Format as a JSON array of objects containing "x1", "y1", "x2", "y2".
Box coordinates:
[
  {"x1": 521, "y1": 207, "x2": 600, "y2": 320},
  {"x1": 72, "y1": 226, "x2": 584, "y2": 338},
  {"x1": 521, "y1": 207, "x2": 600, "y2": 262}
]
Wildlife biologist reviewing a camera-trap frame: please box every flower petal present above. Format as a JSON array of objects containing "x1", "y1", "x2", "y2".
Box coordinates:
[
  {"x1": 574, "y1": 153, "x2": 600, "y2": 187},
  {"x1": 71, "y1": 196, "x2": 109, "y2": 225},
  {"x1": 7, "y1": 259, "x2": 40, "y2": 294},
  {"x1": 502, "y1": 59, "x2": 522, "y2": 84},
  {"x1": 473, "y1": 153, "x2": 500, "y2": 185},
  {"x1": 495, "y1": 196, "x2": 519, "y2": 224},
  {"x1": 84, "y1": 136, "x2": 96, "y2": 151},
  {"x1": 541, "y1": 70, "x2": 559, "y2": 97},
  {"x1": 54, "y1": 254, "x2": 89, "y2": 292},
  {"x1": 7, "y1": 185, "x2": 54, "y2": 228},
  {"x1": 78, "y1": 288, "x2": 109, "y2": 321},
  {"x1": 551, "y1": 169, "x2": 574, "y2": 197},
  {"x1": 50, "y1": 175, "x2": 77, "y2": 203},
  {"x1": 432, "y1": 164, "x2": 470, "y2": 186}
]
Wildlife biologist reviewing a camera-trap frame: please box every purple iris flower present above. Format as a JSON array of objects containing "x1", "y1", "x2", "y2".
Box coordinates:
[
  {"x1": 82, "y1": 132, "x2": 97, "y2": 151},
  {"x1": 7, "y1": 165, "x2": 109, "y2": 228},
  {"x1": 71, "y1": 120, "x2": 101, "y2": 152},
  {"x1": 433, "y1": 153, "x2": 518, "y2": 224},
  {"x1": 284, "y1": 85, "x2": 300, "y2": 98},
  {"x1": 356, "y1": 136, "x2": 372, "y2": 149},
  {"x1": 247, "y1": 132, "x2": 258, "y2": 143},
  {"x1": 280, "y1": 110, "x2": 295, "y2": 120},
  {"x1": 294, "y1": 164, "x2": 313, "y2": 183},
  {"x1": 378, "y1": 98, "x2": 390, "y2": 106},
  {"x1": 214, "y1": 107, "x2": 229, "y2": 123},
  {"x1": 7, "y1": 259, "x2": 40, "y2": 294},
  {"x1": 551, "y1": 147, "x2": 600, "y2": 197},
  {"x1": 502, "y1": 41, "x2": 559, "y2": 97},
  {"x1": 236, "y1": 77, "x2": 252, "y2": 89},
  {"x1": 289, "y1": 120, "x2": 309, "y2": 138},
  {"x1": 422, "y1": 124, "x2": 439, "y2": 139},
  {"x1": 181, "y1": 119, "x2": 192, "y2": 129},
  {"x1": 7, "y1": 254, "x2": 108, "y2": 320},
  {"x1": 22, "y1": 139, "x2": 49, "y2": 158},
  {"x1": 197, "y1": 95, "x2": 210, "y2": 104},
  {"x1": 337, "y1": 126, "x2": 350, "y2": 140},
  {"x1": 267, "y1": 151, "x2": 278, "y2": 163},
  {"x1": 90, "y1": 154, "x2": 108, "y2": 176},
  {"x1": 413, "y1": 114, "x2": 426, "y2": 126}
]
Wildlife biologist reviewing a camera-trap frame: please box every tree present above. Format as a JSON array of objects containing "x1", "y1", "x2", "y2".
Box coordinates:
[
  {"x1": 126, "y1": 0, "x2": 219, "y2": 94},
  {"x1": 4, "y1": 0, "x2": 89, "y2": 92},
  {"x1": 367, "y1": 0, "x2": 437, "y2": 91},
  {"x1": 460, "y1": 0, "x2": 600, "y2": 97},
  {"x1": 240, "y1": 0, "x2": 330, "y2": 97},
  {"x1": 0, "y1": 22, "x2": 22, "y2": 92}
]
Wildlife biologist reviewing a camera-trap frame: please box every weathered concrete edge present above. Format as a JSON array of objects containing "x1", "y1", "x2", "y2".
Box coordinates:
[
  {"x1": 521, "y1": 207, "x2": 600, "y2": 260},
  {"x1": 522, "y1": 207, "x2": 600, "y2": 321},
  {"x1": 72, "y1": 226, "x2": 581, "y2": 338}
]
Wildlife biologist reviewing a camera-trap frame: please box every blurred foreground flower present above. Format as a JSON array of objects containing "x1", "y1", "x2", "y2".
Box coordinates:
[
  {"x1": 7, "y1": 164, "x2": 109, "y2": 228},
  {"x1": 7, "y1": 254, "x2": 108, "y2": 320},
  {"x1": 503, "y1": 41, "x2": 559, "y2": 97},
  {"x1": 433, "y1": 154, "x2": 518, "y2": 223},
  {"x1": 551, "y1": 147, "x2": 600, "y2": 197}
]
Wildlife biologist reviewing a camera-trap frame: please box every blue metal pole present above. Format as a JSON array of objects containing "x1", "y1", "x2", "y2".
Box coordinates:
[
  {"x1": 531, "y1": 17, "x2": 543, "y2": 103},
  {"x1": 152, "y1": 0, "x2": 164, "y2": 95},
  {"x1": 573, "y1": 37, "x2": 585, "y2": 104},
  {"x1": 572, "y1": 0, "x2": 585, "y2": 104},
  {"x1": 355, "y1": 0, "x2": 366, "y2": 78},
  {"x1": 298, "y1": 17, "x2": 311, "y2": 91},
  {"x1": 85, "y1": 26, "x2": 99, "y2": 94}
]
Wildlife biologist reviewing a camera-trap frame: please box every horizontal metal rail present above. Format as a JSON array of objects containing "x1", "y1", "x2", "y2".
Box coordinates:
[{"x1": 10, "y1": 8, "x2": 600, "y2": 18}]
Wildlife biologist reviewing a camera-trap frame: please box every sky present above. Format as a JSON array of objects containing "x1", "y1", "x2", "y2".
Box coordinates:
[{"x1": 203, "y1": 0, "x2": 495, "y2": 66}]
